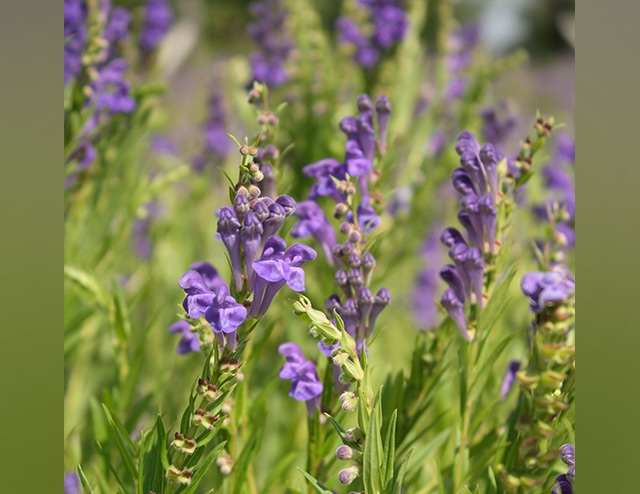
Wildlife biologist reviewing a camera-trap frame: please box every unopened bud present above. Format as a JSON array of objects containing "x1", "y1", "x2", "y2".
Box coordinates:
[
  {"x1": 240, "y1": 145, "x2": 249, "y2": 155},
  {"x1": 339, "y1": 222, "x2": 352, "y2": 235},
  {"x1": 205, "y1": 384, "x2": 217, "y2": 401},
  {"x1": 348, "y1": 230, "x2": 361, "y2": 244},
  {"x1": 345, "y1": 426, "x2": 363, "y2": 443},
  {"x1": 248, "y1": 184, "x2": 261, "y2": 198},
  {"x1": 336, "y1": 445, "x2": 355, "y2": 460},
  {"x1": 196, "y1": 379, "x2": 208, "y2": 395},
  {"x1": 338, "y1": 465, "x2": 360, "y2": 485},
  {"x1": 340, "y1": 391, "x2": 358, "y2": 412},
  {"x1": 334, "y1": 203, "x2": 349, "y2": 219}
]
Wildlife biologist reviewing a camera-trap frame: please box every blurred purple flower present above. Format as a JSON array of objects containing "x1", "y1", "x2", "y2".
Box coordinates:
[
  {"x1": 292, "y1": 201, "x2": 339, "y2": 266},
  {"x1": 64, "y1": 0, "x2": 87, "y2": 84},
  {"x1": 499, "y1": 360, "x2": 521, "y2": 399},
  {"x1": 521, "y1": 271, "x2": 575, "y2": 313},
  {"x1": 247, "y1": 0, "x2": 294, "y2": 87},
  {"x1": 139, "y1": 0, "x2": 173, "y2": 53},
  {"x1": 64, "y1": 472, "x2": 80, "y2": 494},
  {"x1": 169, "y1": 320, "x2": 201, "y2": 354}
]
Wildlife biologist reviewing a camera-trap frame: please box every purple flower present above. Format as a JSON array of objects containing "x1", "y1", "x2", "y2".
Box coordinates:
[
  {"x1": 440, "y1": 227, "x2": 466, "y2": 248},
  {"x1": 69, "y1": 141, "x2": 97, "y2": 170},
  {"x1": 169, "y1": 320, "x2": 201, "y2": 354},
  {"x1": 303, "y1": 158, "x2": 345, "y2": 201},
  {"x1": 64, "y1": 0, "x2": 87, "y2": 84},
  {"x1": 179, "y1": 266, "x2": 222, "y2": 319},
  {"x1": 217, "y1": 207, "x2": 243, "y2": 291},
  {"x1": 240, "y1": 212, "x2": 264, "y2": 291},
  {"x1": 278, "y1": 343, "x2": 323, "y2": 416},
  {"x1": 139, "y1": 0, "x2": 173, "y2": 53},
  {"x1": 346, "y1": 204, "x2": 380, "y2": 233},
  {"x1": 91, "y1": 59, "x2": 136, "y2": 115},
  {"x1": 336, "y1": 0, "x2": 407, "y2": 68},
  {"x1": 551, "y1": 445, "x2": 575, "y2": 494},
  {"x1": 249, "y1": 237, "x2": 317, "y2": 318},
  {"x1": 291, "y1": 201, "x2": 339, "y2": 267},
  {"x1": 204, "y1": 285, "x2": 247, "y2": 335},
  {"x1": 375, "y1": 94, "x2": 392, "y2": 144},
  {"x1": 499, "y1": 360, "x2": 520, "y2": 399},
  {"x1": 480, "y1": 103, "x2": 518, "y2": 160},
  {"x1": 64, "y1": 472, "x2": 80, "y2": 494},
  {"x1": 521, "y1": 271, "x2": 575, "y2": 313},
  {"x1": 478, "y1": 194, "x2": 497, "y2": 254},
  {"x1": 440, "y1": 288, "x2": 471, "y2": 341},
  {"x1": 247, "y1": 0, "x2": 294, "y2": 87},
  {"x1": 104, "y1": 7, "x2": 131, "y2": 45},
  {"x1": 366, "y1": 287, "x2": 391, "y2": 334}
]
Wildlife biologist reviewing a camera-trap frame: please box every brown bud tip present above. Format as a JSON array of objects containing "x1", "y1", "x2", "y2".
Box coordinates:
[
  {"x1": 220, "y1": 357, "x2": 231, "y2": 365},
  {"x1": 175, "y1": 432, "x2": 184, "y2": 440},
  {"x1": 184, "y1": 439, "x2": 196, "y2": 447},
  {"x1": 195, "y1": 408, "x2": 206, "y2": 415},
  {"x1": 536, "y1": 117, "x2": 544, "y2": 125},
  {"x1": 525, "y1": 157, "x2": 532, "y2": 164},
  {"x1": 198, "y1": 378, "x2": 208, "y2": 386},
  {"x1": 208, "y1": 384, "x2": 217, "y2": 391}
]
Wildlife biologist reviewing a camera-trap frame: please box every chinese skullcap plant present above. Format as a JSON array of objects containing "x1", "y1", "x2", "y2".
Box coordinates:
[
  {"x1": 284, "y1": 94, "x2": 412, "y2": 494},
  {"x1": 161, "y1": 125, "x2": 317, "y2": 492},
  {"x1": 498, "y1": 269, "x2": 575, "y2": 492}
]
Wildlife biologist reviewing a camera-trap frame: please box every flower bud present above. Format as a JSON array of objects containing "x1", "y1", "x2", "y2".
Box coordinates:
[
  {"x1": 335, "y1": 269, "x2": 351, "y2": 298},
  {"x1": 348, "y1": 269, "x2": 364, "y2": 293},
  {"x1": 205, "y1": 383, "x2": 217, "y2": 401},
  {"x1": 345, "y1": 426, "x2": 364, "y2": 443},
  {"x1": 340, "y1": 391, "x2": 358, "y2": 412},
  {"x1": 331, "y1": 244, "x2": 344, "y2": 258},
  {"x1": 252, "y1": 200, "x2": 269, "y2": 222},
  {"x1": 341, "y1": 241, "x2": 355, "y2": 256},
  {"x1": 248, "y1": 147, "x2": 258, "y2": 157},
  {"x1": 248, "y1": 184, "x2": 261, "y2": 198},
  {"x1": 336, "y1": 445, "x2": 356, "y2": 460},
  {"x1": 348, "y1": 230, "x2": 361, "y2": 244},
  {"x1": 339, "y1": 222, "x2": 352, "y2": 235},
  {"x1": 334, "y1": 202, "x2": 349, "y2": 219},
  {"x1": 348, "y1": 253, "x2": 361, "y2": 269},
  {"x1": 240, "y1": 145, "x2": 249, "y2": 155},
  {"x1": 192, "y1": 408, "x2": 206, "y2": 427},
  {"x1": 266, "y1": 112, "x2": 277, "y2": 126},
  {"x1": 196, "y1": 378, "x2": 208, "y2": 395},
  {"x1": 338, "y1": 465, "x2": 360, "y2": 485}
]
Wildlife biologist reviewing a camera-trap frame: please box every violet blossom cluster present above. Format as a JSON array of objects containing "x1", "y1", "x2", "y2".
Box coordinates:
[
  {"x1": 139, "y1": 0, "x2": 173, "y2": 54},
  {"x1": 171, "y1": 186, "x2": 316, "y2": 352},
  {"x1": 336, "y1": 0, "x2": 408, "y2": 68},
  {"x1": 246, "y1": 0, "x2": 295, "y2": 88},
  {"x1": 444, "y1": 24, "x2": 479, "y2": 101},
  {"x1": 277, "y1": 342, "x2": 323, "y2": 416},
  {"x1": 438, "y1": 131, "x2": 499, "y2": 340},
  {"x1": 296, "y1": 93, "x2": 390, "y2": 243},
  {"x1": 521, "y1": 270, "x2": 575, "y2": 315},
  {"x1": 413, "y1": 225, "x2": 443, "y2": 330},
  {"x1": 64, "y1": 0, "x2": 88, "y2": 84},
  {"x1": 193, "y1": 85, "x2": 231, "y2": 172},
  {"x1": 64, "y1": 1, "x2": 137, "y2": 178},
  {"x1": 534, "y1": 135, "x2": 576, "y2": 248},
  {"x1": 551, "y1": 444, "x2": 575, "y2": 494}
]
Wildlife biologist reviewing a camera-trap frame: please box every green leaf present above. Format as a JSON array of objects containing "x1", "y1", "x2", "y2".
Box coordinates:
[
  {"x1": 64, "y1": 265, "x2": 109, "y2": 309},
  {"x1": 76, "y1": 464, "x2": 95, "y2": 494},
  {"x1": 231, "y1": 400, "x2": 267, "y2": 494},
  {"x1": 250, "y1": 132, "x2": 262, "y2": 147},
  {"x1": 382, "y1": 409, "x2": 398, "y2": 487},
  {"x1": 137, "y1": 431, "x2": 145, "y2": 494},
  {"x1": 180, "y1": 441, "x2": 227, "y2": 494},
  {"x1": 390, "y1": 449, "x2": 413, "y2": 494},
  {"x1": 363, "y1": 390, "x2": 384, "y2": 494},
  {"x1": 102, "y1": 405, "x2": 137, "y2": 480},
  {"x1": 157, "y1": 414, "x2": 170, "y2": 472},
  {"x1": 218, "y1": 166, "x2": 237, "y2": 190},
  {"x1": 227, "y1": 133, "x2": 242, "y2": 149},
  {"x1": 298, "y1": 468, "x2": 334, "y2": 494},
  {"x1": 111, "y1": 278, "x2": 131, "y2": 344}
]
